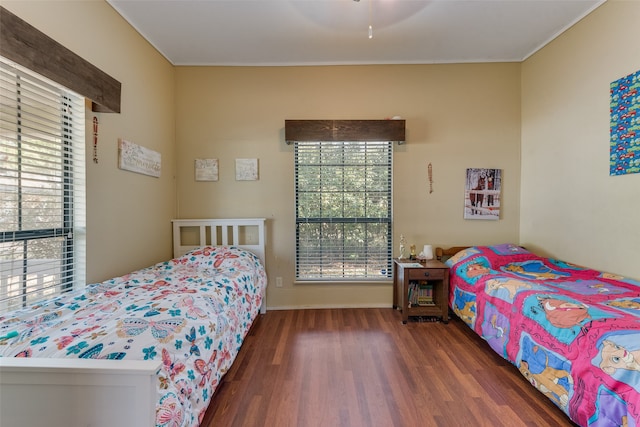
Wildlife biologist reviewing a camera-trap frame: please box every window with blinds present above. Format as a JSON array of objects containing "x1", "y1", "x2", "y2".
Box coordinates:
[
  {"x1": 295, "y1": 141, "x2": 392, "y2": 281},
  {"x1": 0, "y1": 57, "x2": 86, "y2": 312}
]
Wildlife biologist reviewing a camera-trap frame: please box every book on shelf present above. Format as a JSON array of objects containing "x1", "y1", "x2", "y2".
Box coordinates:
[{"x1": 408, "y1": 282, "x2": 435, "y2": 307}]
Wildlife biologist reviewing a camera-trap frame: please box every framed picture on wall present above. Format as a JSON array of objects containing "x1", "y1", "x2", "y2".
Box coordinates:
[
  {"x1": 195, "y1": 158, "x2": 219, "y2": 181},
  {"x1": 610, "y1": 69, "x2": 640, "y2": 176},
  {"x1": 118, "y1": 139, "x2": 161, "y2": 178},
  {"x1": 464, "y1": 168, "x2": 501, "y2": 220},
  {"x1": 235, "y1": 158, "x2": 259, "y2": 181}
]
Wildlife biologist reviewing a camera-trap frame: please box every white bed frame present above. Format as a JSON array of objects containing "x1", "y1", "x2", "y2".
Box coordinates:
[
  {"x1": 171, "y1": 218, "x2": 266, "y2": 264},
  {"x1": 0, "y1": 218, "x2": 267, "y2": 427},
  {"x1": 172, "y1": 218, "x2": 267, "y2": 314}
]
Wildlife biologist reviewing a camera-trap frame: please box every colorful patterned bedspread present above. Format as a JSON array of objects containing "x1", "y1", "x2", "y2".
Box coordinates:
[
  {"x1": 447, "y1": 244, "x2": 640, "y2": 426},
  {"x1": 0, "y1": 246, "x2": 267, "y2": 427}
]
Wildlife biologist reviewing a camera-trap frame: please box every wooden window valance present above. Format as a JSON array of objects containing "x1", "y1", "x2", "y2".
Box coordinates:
[
  {"x1": 285, "y1": 120, "x2": 405, "y2": 144},
  {"x1": 0, "y1": 7, "x2": 121, "y2": 113}
]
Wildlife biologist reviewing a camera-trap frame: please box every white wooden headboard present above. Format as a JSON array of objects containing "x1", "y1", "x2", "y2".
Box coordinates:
[
  {"x1": 172, "y1": 218, "x2": 266, "y2": 264},
  {"x1": 172, "y1": 218, "x2": 268, "y2": 314}
]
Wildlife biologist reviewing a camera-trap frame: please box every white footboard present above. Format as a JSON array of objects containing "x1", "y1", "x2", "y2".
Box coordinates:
[{"x1": 0, "y1": 357, "x2": 160, "y2": 427}]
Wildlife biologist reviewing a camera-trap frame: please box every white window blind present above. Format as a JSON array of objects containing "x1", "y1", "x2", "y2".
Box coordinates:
[
  {"x1": 295, "y1": 141, "x2": 392, "y2": 281},
  {"x1": 0, "y1": 57, "x2": 86, "y2": 312}
]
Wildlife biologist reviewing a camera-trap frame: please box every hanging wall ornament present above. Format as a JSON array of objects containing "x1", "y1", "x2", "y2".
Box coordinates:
[
  {"x1": 428, "y1": 162, "x2": 433, "y2": 193},
  {"x1": 92, "y1": 116, "x2": 99, "y2": 163}
]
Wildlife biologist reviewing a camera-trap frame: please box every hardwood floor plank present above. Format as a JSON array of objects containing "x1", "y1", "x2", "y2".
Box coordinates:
[{"x1": 202, "y1": 308, "x2": 577, "y2": 427}]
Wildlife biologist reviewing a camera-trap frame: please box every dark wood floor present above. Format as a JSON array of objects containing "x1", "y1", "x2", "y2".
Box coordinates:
[{"x1": 201, "y1": 308, "x2": 577, "y2": 427}]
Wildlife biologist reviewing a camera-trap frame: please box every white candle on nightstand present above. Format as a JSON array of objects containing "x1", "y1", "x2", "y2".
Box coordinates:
[{"x1": 423, "y1": 245, "x2": 434, "y2": 260}]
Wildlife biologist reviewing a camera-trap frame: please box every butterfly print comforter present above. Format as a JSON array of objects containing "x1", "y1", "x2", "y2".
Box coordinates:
[
  {"x1": 447, "y1": 244, "x2": 640, "y2": 426},
  {"x1": 0, "y1": 246, "x2": 267, "y2": 427}
]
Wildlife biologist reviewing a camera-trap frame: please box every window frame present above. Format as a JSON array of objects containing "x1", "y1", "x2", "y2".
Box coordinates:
[
  {"x1": 0, "y1": 57, "x2": 86, "y2": 312},
  {"x1": 294, "y1": 140, "x2": 393, "y2": 282}
]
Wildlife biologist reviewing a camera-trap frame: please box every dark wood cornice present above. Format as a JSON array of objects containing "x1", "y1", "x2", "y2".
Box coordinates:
[
  {"x1": 285, "y1": 119, "x2": 406, "y2": 143},
  {"x1": 0, "y1": 6, "x2": 121, "y2": 113}
]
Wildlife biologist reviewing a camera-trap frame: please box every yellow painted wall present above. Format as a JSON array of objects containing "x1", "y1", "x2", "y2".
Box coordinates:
[
  {"x1": 2, "y1": 0, "x2": 177, "y2": 282},
  {"x1": 175, "y1": 64, "x2": 522, "y2": 309},
  {"x1": 520, "y1": 0, "x2": 640, "y2": 278},
  {"x1": 13, "y1": 1, "x2": 637, "y2": 310}
]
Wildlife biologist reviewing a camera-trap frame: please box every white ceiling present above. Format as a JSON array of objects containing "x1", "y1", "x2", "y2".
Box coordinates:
[{"x1": 106, "y1": 0, "x2": 606, "y2": 66}]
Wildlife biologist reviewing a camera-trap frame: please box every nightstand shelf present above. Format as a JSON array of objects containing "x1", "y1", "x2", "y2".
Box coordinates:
[{"x1": 393, "y1": 258, "x2": 449, "y2": 324}]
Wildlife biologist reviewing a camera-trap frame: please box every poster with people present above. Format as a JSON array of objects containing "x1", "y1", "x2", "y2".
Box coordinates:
[{"x1": 464, "y1": 168, "x2": 501, "y2": 220}]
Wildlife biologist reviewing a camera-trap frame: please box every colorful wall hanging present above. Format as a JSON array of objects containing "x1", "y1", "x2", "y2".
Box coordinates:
[{"x1": 610, "y1": 69, "x2": 640, "y2": 176}]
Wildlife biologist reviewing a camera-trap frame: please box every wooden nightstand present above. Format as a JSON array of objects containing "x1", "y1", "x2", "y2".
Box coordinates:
[{"x1": 393, "y1": 258, "x2": 449, "y2": 324}]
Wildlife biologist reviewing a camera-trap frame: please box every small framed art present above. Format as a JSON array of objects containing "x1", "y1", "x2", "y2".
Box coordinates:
[
  {"x1": 195, "y1": 158, "x2": 219, "y2": 181},
  {"x1": 235, "y1": 158, "x2": 259, "y2": 181}
]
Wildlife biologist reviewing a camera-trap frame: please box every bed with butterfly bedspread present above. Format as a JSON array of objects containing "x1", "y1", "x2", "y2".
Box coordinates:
[
  {"x1": 0, "y1": 218, "x2": 267, "y2": 427},
  {"x1": 445, "y1": 244, "x2": 640, "y2": 427}
]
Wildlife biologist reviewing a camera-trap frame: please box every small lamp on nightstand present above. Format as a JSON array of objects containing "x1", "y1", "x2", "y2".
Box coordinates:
[{"x1": 423, "y1": 245, "x2": 434, "y2": 260}]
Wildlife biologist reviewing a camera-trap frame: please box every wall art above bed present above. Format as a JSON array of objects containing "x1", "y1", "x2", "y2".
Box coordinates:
[
  {"x1": 235, "y1": 158, "x2": 259, "y2": 181},
  {"x1": 464, "y1": 168, "x2": 502, "y2": 220},
  {"x1": 610, "y1": 69, "x2": 640, "y2": 176},
  {"x1": 195, "y1": 158, "x2": 219, "y2": 181}
]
